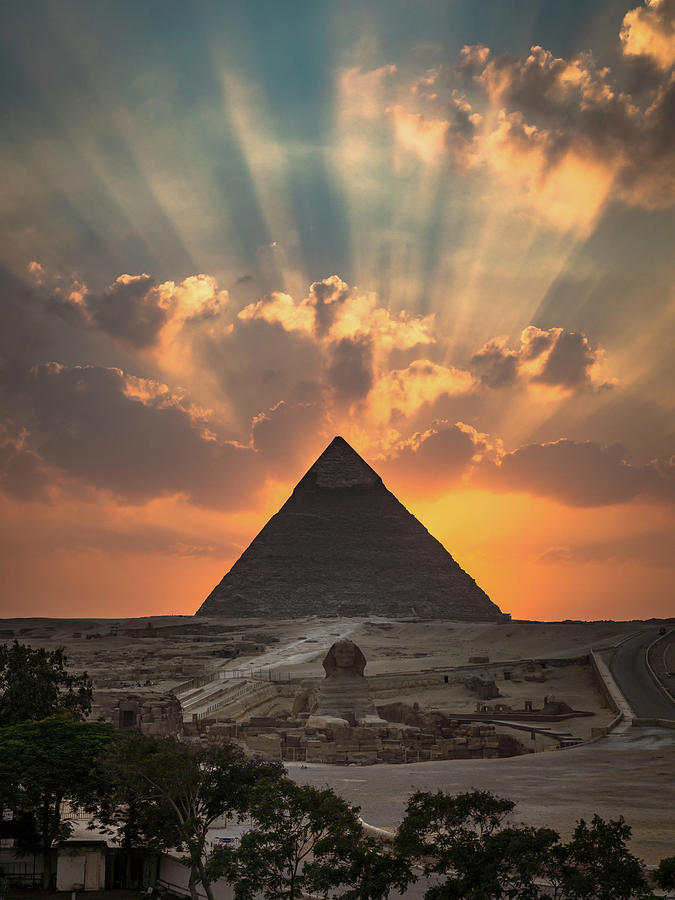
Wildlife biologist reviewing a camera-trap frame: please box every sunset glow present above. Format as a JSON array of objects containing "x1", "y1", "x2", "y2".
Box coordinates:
[{"x1": 0, "y1": 0, "x2": 673, "y2": 620}]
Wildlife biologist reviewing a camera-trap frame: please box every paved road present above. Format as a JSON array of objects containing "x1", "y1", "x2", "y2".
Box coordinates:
[{"x1": 609, "y1": 628, "x2": 675, "y2": 719}]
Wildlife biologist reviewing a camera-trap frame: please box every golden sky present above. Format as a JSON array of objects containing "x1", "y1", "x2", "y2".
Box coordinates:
[{"x1": 0, "y1": 0, "x2": 673, "y2": 620}]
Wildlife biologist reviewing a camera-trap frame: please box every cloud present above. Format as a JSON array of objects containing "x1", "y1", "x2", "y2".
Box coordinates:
[
  {"x1": 537, "y1": 528, "x2": 675, "y2": 568},
  {"x1": 52, "y1": 272, "x2": 229, "y2": 349},
  {"x1": 474, "y1": 37, "x2": 675, "y2": 213},
  {"x1": 83, "y1": 273, "x2": 167, "y2": 347},
  {"x1": 621, "y1": 0, "x2": 675, "y2": 70},
  {"x1": 238, "y1": 276, "x2": 435, "y2": 351},
  {"x1": 0, "y1": 422, "x2": 52, "y2": 501},
  {"x1": 2, "y1": 263, "x2": 645, "y2": 514},
  {"x1": 0, "y1": 511, "x2": 238, "y2": 559},
  {"x1": 390, "y1": 7, "x2": 675, "y2": 225},
  {"x1": 27, "y1": 261, "x2": 44, "y2": 285},
  {"x1": 471, "y1": 327, "x2": 612, "y2": 391},
  {"x1": 0, "y1": 361, "x2": 262, "y2": 508},
  {"x1": 380, "y1": 420, "x2": 491, "y2": 493},
  {"x1": 338, "y1": 64, "x2": 398, "y2": 120},
  {"x1": 238, "y1": 290, "x2": 315, "y2": 335},
  {"x1": 470, "y1": 337, "x2": 519, "y2": 388},
  {"x1": 367, "y1": 360, "x2": 476, "y2": 426},
  {"x1": 386, "y1": 90, "x2": 481, "y2": 168},
  {"x1": 386, "y1": 104, "x2": 451, "y2": 165},
  {"x1": 457, "y1": 44, "x2": 490, "y2": 77},
  {"x1": 477, "y1": 439, "x2": 674, "y2": 506},
  {"x1": 326, "y1": 336, "x2": 374, "y2": 402},
  {"x1": 250, "y1": 399, "x2": 328, "y2": 477}
]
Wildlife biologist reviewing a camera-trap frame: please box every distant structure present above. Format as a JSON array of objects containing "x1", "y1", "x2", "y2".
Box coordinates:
[{"x1": 197, "y1": 436, "x2": 503, "y2": 620}]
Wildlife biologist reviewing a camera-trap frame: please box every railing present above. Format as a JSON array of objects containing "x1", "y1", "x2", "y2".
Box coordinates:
[
  {"x1": 175, "y1": 667, "x2": 292, "y2": 697},
  {"x1": 61, "y1": 803, "x2": 88, "y2": 821},
  {"x1": 193, "y1": 682, "x2": 276, "y2": 721}
]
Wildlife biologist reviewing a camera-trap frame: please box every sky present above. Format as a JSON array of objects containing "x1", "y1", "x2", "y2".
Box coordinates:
[{"x1": 0, "y1": 0, "x2": 673, "y2": 622}]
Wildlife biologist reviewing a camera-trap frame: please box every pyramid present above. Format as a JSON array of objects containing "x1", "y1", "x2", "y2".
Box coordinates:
[{"x1": 197, "y1": 436, "x2": 503, "y2": 620}]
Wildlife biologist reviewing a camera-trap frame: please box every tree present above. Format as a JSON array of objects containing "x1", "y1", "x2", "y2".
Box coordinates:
[
  {"x1": 396, "y1": 789, "x2": 515, "y2": 873},
  {"x1": 208, "y1": 779, "x2": 412, "y2": 900},
  {"x1": 102, "y1": 733, "x2": 283, "y2": 900},
  {"x1": 0, "y1": 715, "x2": 114, "y2": 888},
  {"x1": 553, "y1": 815, "x2": 654, "y2": 900},
  {"x1": 397, "y1": 789, "x2": 558, "y2": 900},
  {"x1": 330, "y1": 835, "x2": 415, "y2": 900},
  {"x1": 397, "y1": 791, "x2": 655, "y2": 900},
  {"x1": 654, "y1": 856, "x2": 675, "y2": 893},
  {"x1": 0, "y1": 642, "x2": 93, "y2": 725}
]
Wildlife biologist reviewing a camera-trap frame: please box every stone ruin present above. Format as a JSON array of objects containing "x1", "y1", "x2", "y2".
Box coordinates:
[
  {"x1": 464, "y1": 674, "x2": 501, "y2": 700},
  {"x1": 202, "y1": 638, "x2": 527, "y2": 765},
  {"x1": 110, "y1": 693, "x2": 183, "y2": 738}
]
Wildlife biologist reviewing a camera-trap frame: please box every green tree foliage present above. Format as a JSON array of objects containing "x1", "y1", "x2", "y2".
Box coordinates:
[
  {"x1": 396, "y1": 791, "x2": 655, "y2": 900},
  {"x1": 0, "y1": 642, "x2": 93, "y2": 725},
  {"x1": 0, "y1": 715, "x2": 114, "y2": 888},
  {"x1": 554, "y1": 815, "x2": 654, "y2": 900},
  {"x1": 396, "y1": 789, "x2": 553, "y2": 899},
  {"x1": 100, "y1": 733, "x2": 283, "y2": 900},
  {"x1": 653, "y1": 855, "x2": 675, "y2": 892},
  {"x1": 207, "y1": 778, "x2": 413, "y2": 900}
]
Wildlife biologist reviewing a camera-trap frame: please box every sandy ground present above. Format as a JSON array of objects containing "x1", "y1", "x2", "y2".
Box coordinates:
[{"x1": 288, "y1": 726, "x2": 675, "y2": 864}]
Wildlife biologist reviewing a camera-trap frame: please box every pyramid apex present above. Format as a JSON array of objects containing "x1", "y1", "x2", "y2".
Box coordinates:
[{"x1": 300, "y1": 435, "x2": 382, "y2": 490}]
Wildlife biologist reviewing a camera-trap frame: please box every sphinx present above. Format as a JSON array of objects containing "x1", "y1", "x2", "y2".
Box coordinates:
[{"x1": 307, "y1": 638, "x2": 386, "y2": 728}]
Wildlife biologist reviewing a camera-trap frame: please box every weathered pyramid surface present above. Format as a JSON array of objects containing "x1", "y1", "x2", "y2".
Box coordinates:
[{"x1": 197, "y1": 436, "x2": 503, "y2": 620}]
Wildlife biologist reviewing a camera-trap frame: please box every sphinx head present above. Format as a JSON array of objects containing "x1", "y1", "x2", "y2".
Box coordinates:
[{"x1": 322, "y1": 638, "x2": 366, "y2": 678}]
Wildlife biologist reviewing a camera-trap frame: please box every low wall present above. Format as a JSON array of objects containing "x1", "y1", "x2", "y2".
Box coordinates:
[
  {"x1": 589, "y1": 650, "x2": 626, "y2": 721},
  {"x1": 632, "y1": 717, "x2": 675, "y2": 729}
]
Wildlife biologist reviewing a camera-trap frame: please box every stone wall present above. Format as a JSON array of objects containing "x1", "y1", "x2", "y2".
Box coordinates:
[
  {"x1": 207, "y1": 716, "x2": 526, "y2": 765},
  {"x1": 106, "y1": 693, "x2": 183, "y2": 737}
]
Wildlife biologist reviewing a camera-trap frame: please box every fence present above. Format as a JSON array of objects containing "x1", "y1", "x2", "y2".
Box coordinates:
[
  {"x1": 175, "y1": 667, "x2": 292, "y2": 697},
  {"x1": 192, "y1": 682, "x2": 279, "y2": 721}
]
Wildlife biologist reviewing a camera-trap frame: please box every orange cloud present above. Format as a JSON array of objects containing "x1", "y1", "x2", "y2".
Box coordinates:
[
  {"x1": 621, "y1": 0, "x2": 675, "y2": 70},
  {"x1": 238, "y1": 276, "x2": 435, "y2": 352},
  {"x1": 389, "y1": 15, "x2": 675, "y2": 224},
  {"x1": 366, "y1": 361, "x2": 476, "y2": 428},
  {"x1": 386, "y1": 104, "x2": 450, "y2": 165}
]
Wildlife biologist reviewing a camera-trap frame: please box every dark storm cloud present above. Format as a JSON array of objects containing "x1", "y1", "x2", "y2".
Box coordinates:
[
  {"x1": 477, "y1": 439, "x2": 674, "y2": 507},
  {"x1": 327, "y1": 335, "x2": 374, "y2": 402},
  {"x1": 0, "y1": 361, "x2": 263, "y2": 508}
]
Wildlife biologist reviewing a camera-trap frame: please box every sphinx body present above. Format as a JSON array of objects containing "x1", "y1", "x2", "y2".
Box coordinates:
[{"x1": 307, "y1": 638, "x2": 385, "y2": 728}]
